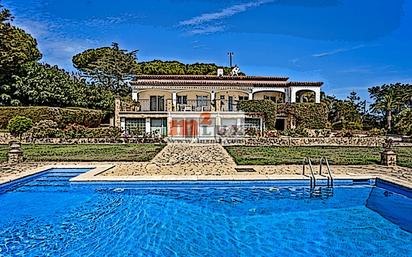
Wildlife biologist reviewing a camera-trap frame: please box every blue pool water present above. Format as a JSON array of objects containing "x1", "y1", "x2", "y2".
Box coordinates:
[{"x1": 0, "y1": 169, "x2": 411, "y2": 257}]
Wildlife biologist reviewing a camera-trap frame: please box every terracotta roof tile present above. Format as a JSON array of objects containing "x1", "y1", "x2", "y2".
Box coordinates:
[
  {"x1": 130, "y1": 75, "x2": 322, "y2": 87},
  {"x1": 134, "y1": 75, "x2": 289, "y2": 81},
  {"x1": 131, "y1": 80, "x2": 323, "y2": 87}
]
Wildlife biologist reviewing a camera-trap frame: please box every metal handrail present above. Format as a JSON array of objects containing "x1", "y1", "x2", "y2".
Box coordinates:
[
  {"x1": 319, "y1": 156, "x2": 333, "y2": 187},
  {"x1": 303, "y1": 157, "x2": 316, "y2": 188}
]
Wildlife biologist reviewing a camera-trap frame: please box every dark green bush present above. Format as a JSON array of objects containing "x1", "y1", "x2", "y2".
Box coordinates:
[{"x1": 7, "y1": 116, "x2": 33, "y2": 138}]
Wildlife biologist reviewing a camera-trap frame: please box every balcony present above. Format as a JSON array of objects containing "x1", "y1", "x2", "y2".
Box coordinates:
[{"x1": 119, "y1": 99, "x2": 242, "y2": 113}]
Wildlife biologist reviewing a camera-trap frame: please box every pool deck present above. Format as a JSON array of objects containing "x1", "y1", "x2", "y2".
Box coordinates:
[{"x1": 1, "y1": 143, "x2": 411, "y2": 189}]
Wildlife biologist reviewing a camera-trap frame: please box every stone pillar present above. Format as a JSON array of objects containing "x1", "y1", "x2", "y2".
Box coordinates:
[
  {"x1": 381, "y1": 150, "x2": 397, "y2": 166},
  {"x1": 380, "y1": 139, "x2": 397, "y2": 166},
  {"x1": 248, "y1": 92, "x2": 253, "y2": 100},
  {"x1": 114, "y1": 98, "x2": 121, "y2": 128},
  {"x1": 8, "y1": 141, "x2": 23, "y2": 164}
]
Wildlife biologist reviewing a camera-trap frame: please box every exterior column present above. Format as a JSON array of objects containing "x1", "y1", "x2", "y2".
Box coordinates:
[
  {"x1": 114, "y1": 98, "x2": 121, "y2": 128},
  {"x1": 211, "y1": 91, "x2": 216, "y2": 111},
  {"x1": 132, "y1": 91, "x2": 138, "y2": 101},
  {"x1": 290, "y1": 88, "x2": 297, "y2": 103},
  {"x1": 145, "y1": 118, "x2": 151, "y2": 133},
  {"x1": 120, "y1": 118, "x2": 126, "y2": 131},
  {"x1": 248, "y1": 92, "x2": 253, "y2": 100},
  {"x1": 172, "y1": 92, "x2": 177, "y2": 111},
  {"x1": 315, "y1": 88, "x2": 321, "y2": 103}
]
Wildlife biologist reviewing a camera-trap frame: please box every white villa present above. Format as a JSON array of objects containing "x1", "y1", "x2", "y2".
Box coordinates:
[{"x1": 114, "y1": 72, "x2": 323, "y2": 140}]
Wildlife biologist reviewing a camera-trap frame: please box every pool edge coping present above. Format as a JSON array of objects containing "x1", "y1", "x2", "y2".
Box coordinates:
[
  {"x1": 1, "y1": 164, "x2": 411, "y2": 190},
  {"x1": 0, "y1": 164, "x2": 114, "y2": 187}
]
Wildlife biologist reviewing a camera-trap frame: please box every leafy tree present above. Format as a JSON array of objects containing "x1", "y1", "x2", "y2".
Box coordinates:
[
  {"x1": 395, "y1": 108, "x2": 412, "y2": 136},
  {"x1": 7, "y1": 116, "x2": 33, "y2": 138},
  {"x1": 9, "y1": 62, "x2": 115, "y2": 111},
  {"x1": 0, "y1": 3, "x2": 12, "y2": 22},
  {"x1": 331, "y1": 100, "x2": 363, "y2": 130},
  {"x1": 347, "y1": 91, "x2": 366, "y2": 115},
  {"x1": 138, "y1": 60, "x2": 241, "y2": 75},
  {"x1": 0, "y1": 4, "x2": 41, "y2": 84},
  {"x1": 72, "y1": 43, "x2": 139, "y2": 96},
  {"x1": 322, "y1": 93, "x2": 363, "y2": 130}
]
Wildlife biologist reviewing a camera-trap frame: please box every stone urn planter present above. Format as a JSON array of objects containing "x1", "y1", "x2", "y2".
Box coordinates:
[{"x1": 8, "y1": 141, "x2": 24, "y2": 164}]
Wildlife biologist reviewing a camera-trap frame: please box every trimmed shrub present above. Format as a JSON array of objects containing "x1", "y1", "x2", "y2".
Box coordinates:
[
  {"x1": 87, "y1": 127, "x2": 122, "y2": 139},
  {"x1": 0, "y1": 106, "x2": 103, "y2": 129},
  {"x1": 7, "y1": 116, "x2": 33, "y2": 138},
  {"x1": 29, "y1": 120, "x2": 64, "y2": 138},
  {"x1": 64, "y1": 124, "x2": 88, "y2": 139}
]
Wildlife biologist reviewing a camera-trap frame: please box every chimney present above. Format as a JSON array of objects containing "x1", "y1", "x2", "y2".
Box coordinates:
[{"x1": 217, "y1": 68, "x2": 224, "y2": 77}]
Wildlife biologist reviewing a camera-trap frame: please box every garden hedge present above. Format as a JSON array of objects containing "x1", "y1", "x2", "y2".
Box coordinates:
[
  {"x1": 238, "y1": 100, "x2": 330, "y2": 130},
  {"x1": 238, "y1": 100, "x2": 277, "y2": 129},
  {"x1": 278, "y1": 103, "x2": 330, "y2": 129},
  {"x1": 0, "y1": 106, "x2": 103, "y2": 129}
]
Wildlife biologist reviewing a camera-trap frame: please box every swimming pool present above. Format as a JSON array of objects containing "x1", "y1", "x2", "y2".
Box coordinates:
[{"x1": 0, "y1": 168, "x2": 411, "y2": 257}]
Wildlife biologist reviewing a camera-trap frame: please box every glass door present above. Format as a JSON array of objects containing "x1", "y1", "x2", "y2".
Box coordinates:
[
  {"x1": 150, "y1": 96, "x2": 165, "y2": 111},
  {"x1": 228, "y1": 96, "x2": 234, "y2": 111}
]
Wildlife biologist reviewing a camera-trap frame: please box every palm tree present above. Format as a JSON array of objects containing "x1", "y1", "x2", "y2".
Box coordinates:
[{"x1": 370, "y1": 87, "x2": 398, "y2": 131}]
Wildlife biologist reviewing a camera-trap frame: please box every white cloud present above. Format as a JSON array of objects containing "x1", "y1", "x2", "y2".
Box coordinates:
[
  {"x1": 312, "y1": 45, "x2": 365, "y2": 57},
  {"x1": 180, "y1": 0, "x2": 273, "y2": 26},
  {"x1": 85, "y1": 13, "x2": 144, "y2": 27},
  {"x1": 189, "y1": 25, "x2": 225, "y2": 35},
  {"x1": 179, "y1": 0, "x2": 274, "y2": 34}
]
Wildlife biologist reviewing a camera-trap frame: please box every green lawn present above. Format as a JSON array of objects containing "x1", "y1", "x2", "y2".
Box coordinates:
[
  {"x1": 225, "y1": 146, "x2": 412, "y2": 168},
  {"x1": 0, "y1": 144, "x2": 164, "y2": 162}
]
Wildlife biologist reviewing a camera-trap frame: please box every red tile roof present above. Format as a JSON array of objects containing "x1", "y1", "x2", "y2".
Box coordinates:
[
  {"x1": 131, "y1": 79, "x2": 323, "y2": 87},
  {"x1": 134, "y1": 75, "x2": 289, "y2": 81}
]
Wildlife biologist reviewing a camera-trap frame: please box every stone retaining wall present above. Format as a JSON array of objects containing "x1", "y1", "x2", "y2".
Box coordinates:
[
  {"x1": 234, "y1": 137, "x2": 388, "y2": 147},
  {"x1": 1, "y1": 132, "x2": 410, "y2": 147},
  {"x1": 0, "y1": 133, "x2": 164, "y2": 144}
]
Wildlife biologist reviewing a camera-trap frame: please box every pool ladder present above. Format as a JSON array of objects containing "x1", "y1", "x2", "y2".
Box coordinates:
[
  {"x1": 319, "y1": 156, "x2": 334, "y2": 187},
  {"x1": 303, "y1": 157, "x2": 334, "y2": 188}
]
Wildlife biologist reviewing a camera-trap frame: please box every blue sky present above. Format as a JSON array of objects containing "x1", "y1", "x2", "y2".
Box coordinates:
[{"x1": 4, "y1": 0, "x2": 412, "y2": 99}]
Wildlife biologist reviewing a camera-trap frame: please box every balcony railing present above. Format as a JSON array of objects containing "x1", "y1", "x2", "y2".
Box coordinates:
[
  {"x1": 119, "y1": 99, "x2": 242, "y2": 112},
  {"x1": 175, "y1": 100, "x2": 212, "y2": 112}
]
